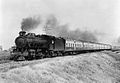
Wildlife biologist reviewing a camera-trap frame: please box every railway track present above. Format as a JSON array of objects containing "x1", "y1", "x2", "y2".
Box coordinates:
[
  {"x1": 0, "y1": 58, "x2": 53, "y2": 72},
  {"x1": 0, "y1": 50, "x2": 119, "y2": 72},
  {"x1": 0, "y1": 51, "x2": 84, "y2": 72}
]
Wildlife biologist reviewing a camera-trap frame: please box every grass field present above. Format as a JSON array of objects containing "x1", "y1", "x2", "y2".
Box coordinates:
[
  {"x1": 0, "y1": 51, "x2": 10, "y2": 62},
  {"x1": 0, "y1": 52, "x2": 120, "y2": 83}
]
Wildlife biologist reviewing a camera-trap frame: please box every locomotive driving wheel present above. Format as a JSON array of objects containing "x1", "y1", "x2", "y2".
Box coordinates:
[
  {"x1": 17, "y1": 55, "x2": 25, "y2": 61},
  {"x1": 51, "y1": 51, "x2": 58, "y2": 57},
  {"x1": 37, "y1": 52, "x2": 44, "y2": 59},
  {"x1": 13, "y1": 54, "x2": 25, "y2": 61}
]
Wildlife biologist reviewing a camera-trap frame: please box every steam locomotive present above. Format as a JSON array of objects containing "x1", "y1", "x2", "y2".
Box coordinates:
[{"x1": 10, "y1": 31, "x2": 112, "y2": 61}]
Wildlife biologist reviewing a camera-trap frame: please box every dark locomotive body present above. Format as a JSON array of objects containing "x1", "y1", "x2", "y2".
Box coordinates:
[
  {"x1": 10, "y1": 31, "x2": 112, "y2": 61},
  {"x1": 10, "y1": 31, "x2": 66, "y2": 60}
]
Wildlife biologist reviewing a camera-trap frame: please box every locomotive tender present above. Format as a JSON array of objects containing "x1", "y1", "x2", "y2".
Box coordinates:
[{"x1": 10, "y1": 31, "x2": 112, "y2": 60}]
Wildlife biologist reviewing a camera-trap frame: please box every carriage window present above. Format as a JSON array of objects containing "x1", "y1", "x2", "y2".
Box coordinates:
[
  {"x1": 70, "y1": 43, "x2": 72, "y2": 47},
  {"x1": 76, "y1": 44, "x2": 77, "y2": 47},
  {"x1": 79, "y1": 43, "x2": 81, "y2": 46},
  {"x1": 74, "y1": 44, "x2": 76, "y2": 47},
  {"x1": 79, "y1": 44, "x2": 81, "y2": 47},
  {"x1": 67, "y1": 43, "x2": 68, "y2": 47},
  {"x1": 68, "y1": 43, "x2": 70, "y2": 47},
  {"x1": 77, "y1": 44, "x2": 78, "y2": 47}
]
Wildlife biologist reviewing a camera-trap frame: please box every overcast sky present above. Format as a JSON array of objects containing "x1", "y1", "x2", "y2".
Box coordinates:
[{"x1": 0, "y1": 0, "x2": 120, "y2": 49}]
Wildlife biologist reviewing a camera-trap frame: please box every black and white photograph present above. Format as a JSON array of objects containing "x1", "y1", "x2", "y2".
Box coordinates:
[{"x1": 0, "y1": 0, "x2": 120, "y2": 83}]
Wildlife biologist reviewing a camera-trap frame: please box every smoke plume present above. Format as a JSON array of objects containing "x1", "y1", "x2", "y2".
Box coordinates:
[
  {"x1": 44, "y1": 15, "x2": 97, "y2": 42},
  {"x1": 21, "y1": 16, "x2": 41, "y2": 31}
]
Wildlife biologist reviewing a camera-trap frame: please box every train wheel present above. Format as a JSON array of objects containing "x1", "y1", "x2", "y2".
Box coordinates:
[
  {"x1": 45, "y1": 52, "x2": 51, "y2": 58},
  {"x1": 49, "y1": 51, "x2": 53, "y2": 58},
  {"x1": 27, "y1": 56, "x2": 33, "y2": 60},
  {"x1": 37, "y1": 52, "x2": 44, "y2": 59},
  {"x1": 51, "y1": 51, "x2": 57, "y2": 57},
  {"x1": 62, "y1": 52, "x2": 65, "y2": 56},
  {"x1": 13, "y1": 55, "x2": 25, "y2": 61},
  {"x1": 58, "y1": 52, "x2": 62, "y2": 56},
  {"x1": 17, "y1": 55, "x2": 25, "y2": 61},
  {"x1": 40, "y1": 53, "x2": 44, "y2": 59}
]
